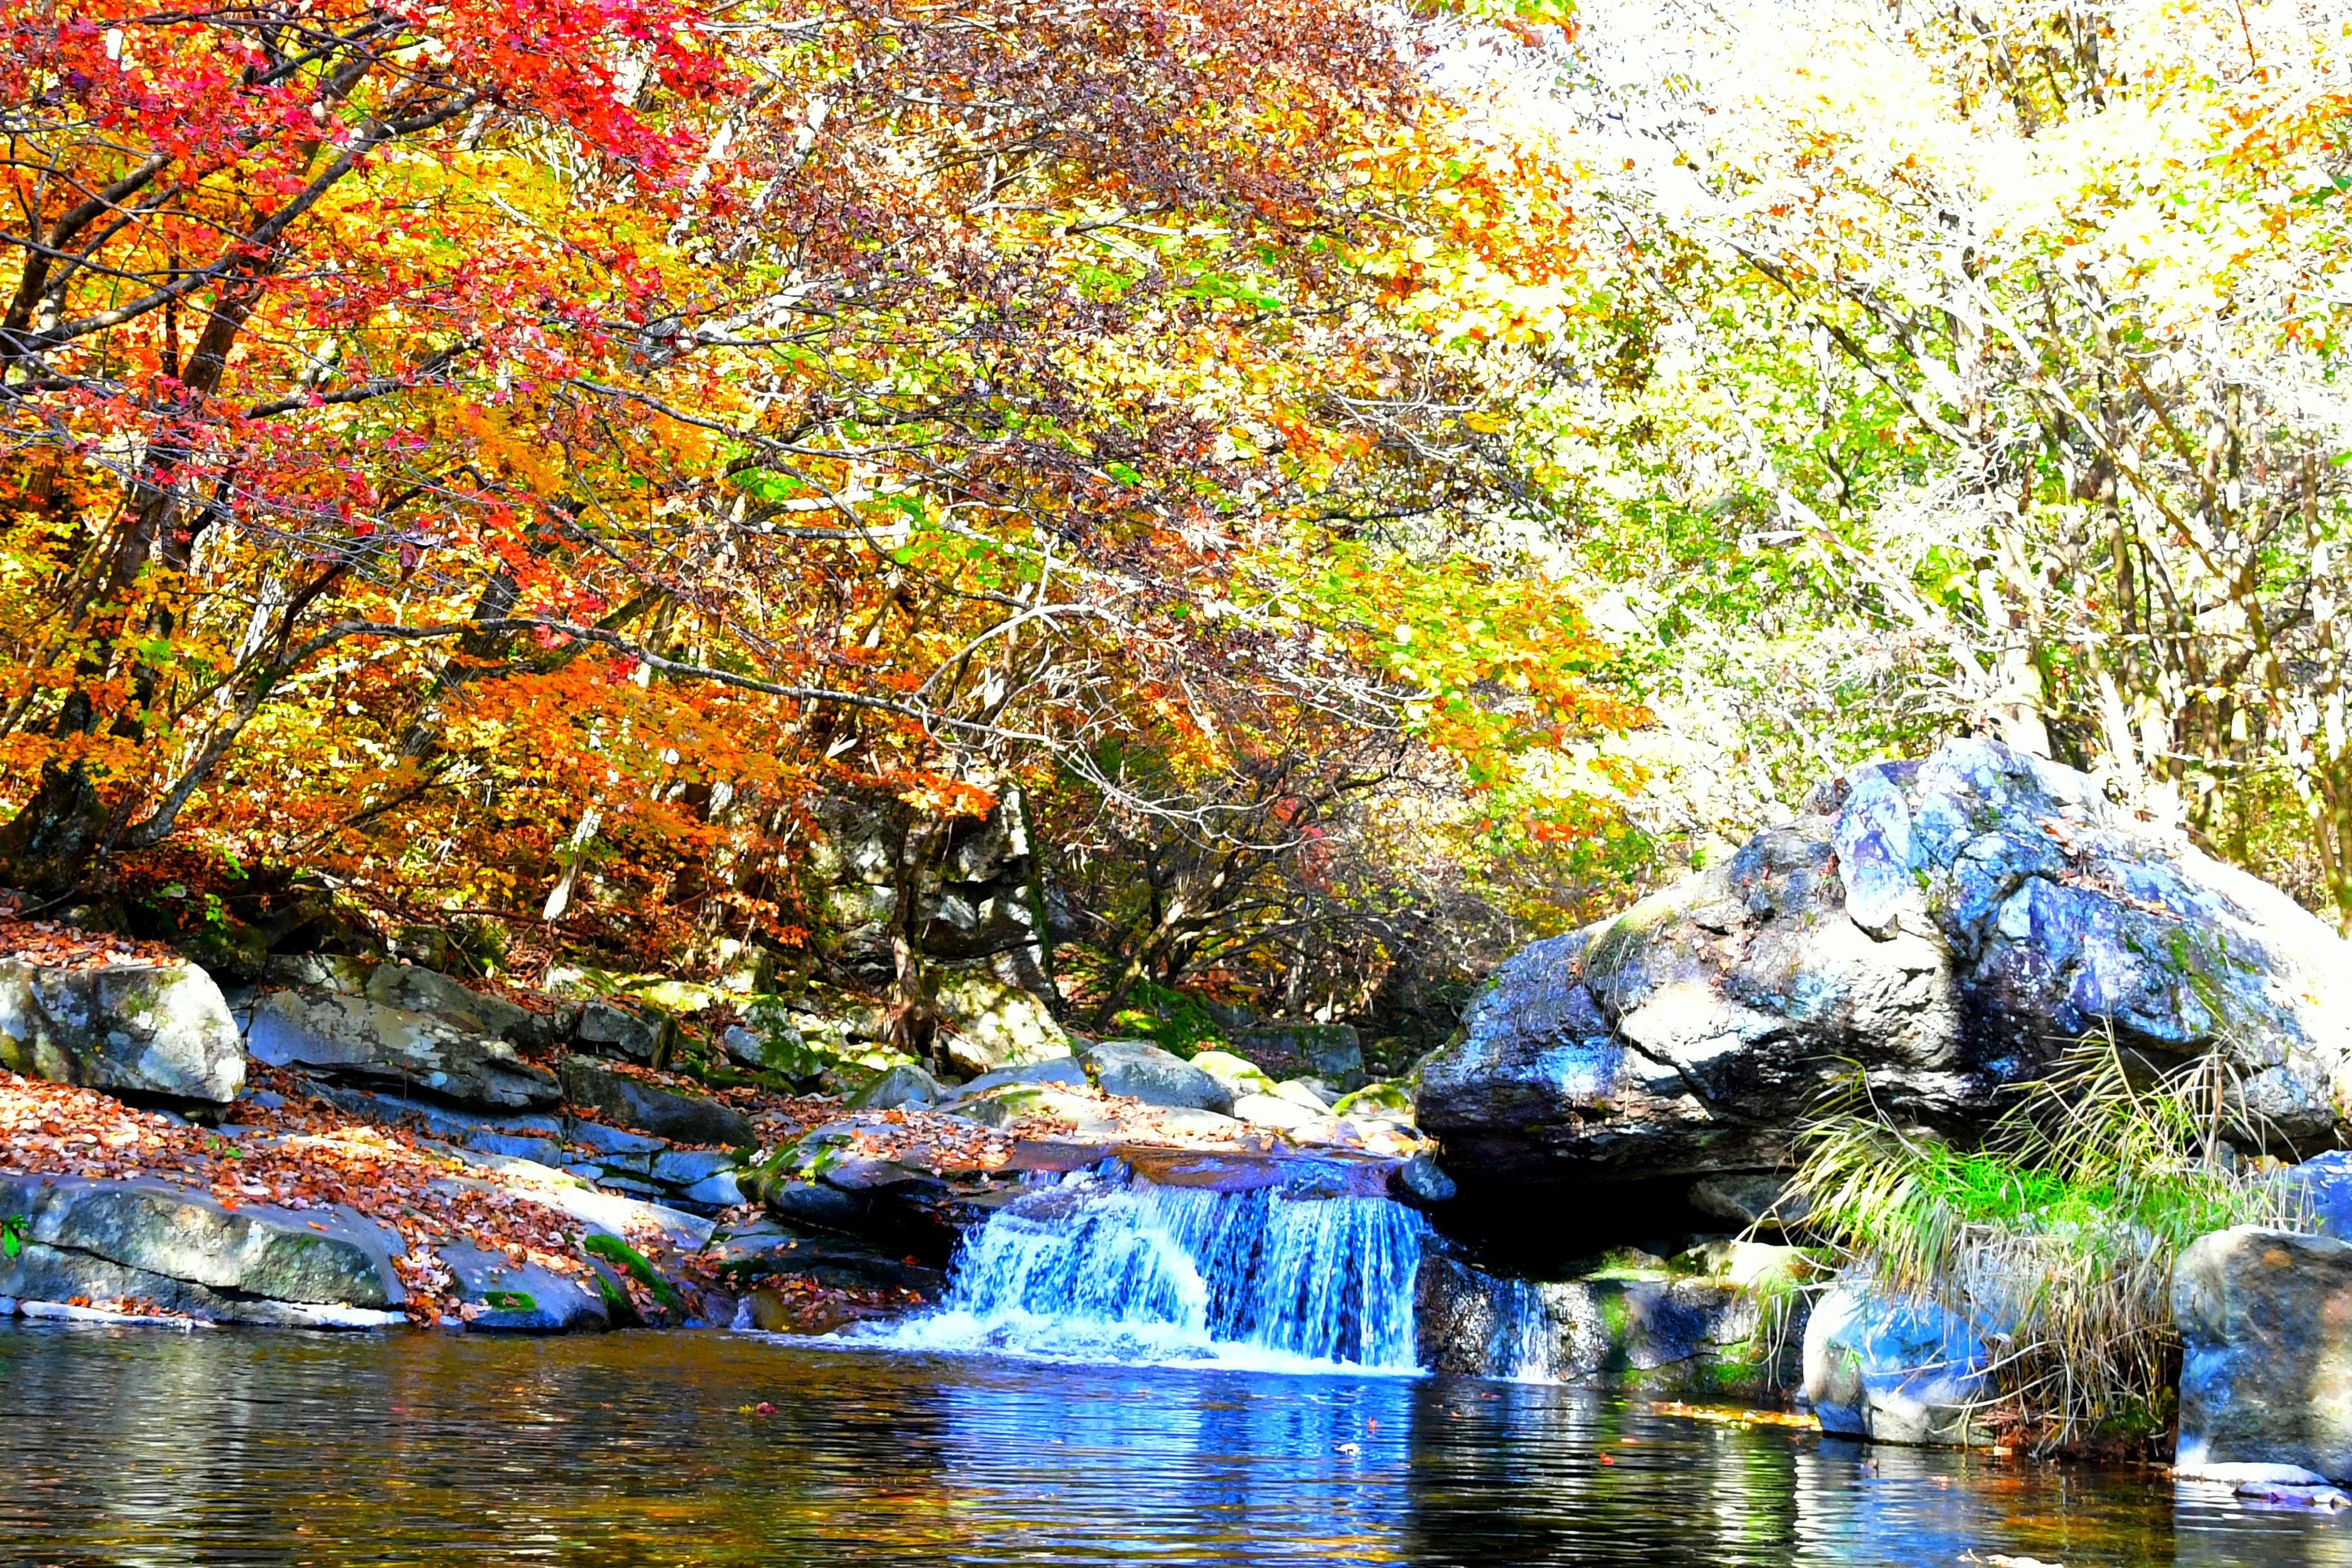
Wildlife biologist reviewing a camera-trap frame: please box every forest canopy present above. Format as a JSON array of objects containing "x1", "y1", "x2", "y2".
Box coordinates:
[{"x1": 0, "y1": 0, "x2": 2345, "y2": 1048}]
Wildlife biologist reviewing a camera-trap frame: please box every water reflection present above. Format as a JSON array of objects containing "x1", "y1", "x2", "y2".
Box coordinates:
[{"x1": 1, "y1": 1322, "x2": 2346, "y2": 1565}]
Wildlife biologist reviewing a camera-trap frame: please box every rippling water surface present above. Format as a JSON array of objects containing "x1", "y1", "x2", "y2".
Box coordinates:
[{"x1": 2, "y1": 1321, "x2": 2346, "y2": 1567}]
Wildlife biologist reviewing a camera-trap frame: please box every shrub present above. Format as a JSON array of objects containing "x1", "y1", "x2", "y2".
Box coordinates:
[{"x1": 1792, "y1": 1033, "x2": 2305, "y2": 1451}]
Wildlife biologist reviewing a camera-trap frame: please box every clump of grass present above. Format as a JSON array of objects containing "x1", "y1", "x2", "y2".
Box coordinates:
[{"x1": 1793, "y1": 1032, "x2": 2305, "y2": 1451}]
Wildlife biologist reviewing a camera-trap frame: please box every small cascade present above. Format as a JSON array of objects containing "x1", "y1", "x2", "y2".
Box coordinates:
[
  {"x1": 1484, "y1": 1277, "x2": 1556, "y2": 1382},
  {"x1": 1415, "y1": 1254, "x2": 1568, "y2": 1381},
  {"x1": 867, "y1": 1164, "x2": 1428, "y2": 1371}
]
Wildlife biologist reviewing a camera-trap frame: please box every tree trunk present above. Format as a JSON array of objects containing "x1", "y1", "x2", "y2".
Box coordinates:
[
  {"x1": 885, "y1": 814, "x2": 946, "y2": 1066},
  {"x1": 0, "y1": 762, "x2": 110, "y2": 895}
]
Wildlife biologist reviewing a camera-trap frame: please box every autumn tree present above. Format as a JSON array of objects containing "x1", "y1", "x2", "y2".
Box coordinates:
[
  {"x1": 0, "y1": 0, "x2": 1644, "y2": 1044},
  {"x1": 1441, "y1": 0, "x2": 2352, "y2": 924}
]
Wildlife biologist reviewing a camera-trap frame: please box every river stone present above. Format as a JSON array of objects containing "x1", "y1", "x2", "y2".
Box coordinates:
[
  {"x1": 1188, "y1": 1050, "x2": 1277, "y2": 1097},
  {"x1": 957, "y1": 1084, "x2": 1120, "y2": 1136},
  {"x1": 364, "y1": 964, "x2": 574, "y2": 1052},
  {"x1": 847, "y1": 1063, "x2": 943, "y2": 1112},
  {"x1": 934, "y1": 970, "x2": 1070, "y2": 1079},
  {"x1": 1418, "y1": 738, "x2": 2352, "y2": 1187},
  {"x1": 1270, "y1": 1079, "x2": 1337, "y2": 1112},
  {"x1": 248, "y1": 990, "x2": 558, "y2": 1110},
  {"x1": 427, "y1": 1171, "x2": 712, "y2": 1253},
  {"x1": 0, "y1": 1171, "x2": 406, "y2": 1312},
  {"x1": 463, "y1": 1131, "x2": 567, "y2": 1164},
  {"x1": 951, "y1": 1058, "x2": 1088, "y2": 1098},
  {"x1": 574, "y1": 1000, "x2": 658, "y2": 1063},
  {"x1": 1801, "y1": 1277, "x2": 1990, "y2": 1446},
  {"x1": 651, "y1": 1149, "x2": 740, "y2": 1187},
  {"x1": 1231, "y1": 1092, "x2": 1321, "y2": 1131},
  {"x1": 2175, "y1": 1226, "x2": 2352, "y2": 1482},
  {"x1": 680, "y1": 1171, "x2": 743, "y2": 1208},
  {"x1": 1391, "y1": 1154, "x2": 1458, "y2": 1206},
  {"x1": 440, "y1": 1242, "x2": 608, "y2": 1334},
  {"x1": 564, "y1": 1117, "x2": 666, "y2": 1157},
  {"x1": 0, "y1": 957, "x2": 244, "y2": 1103},
  {"x1": 1148, "y1": 1106, "x2": 1246, "y2": 1138},
  {"x1": 0, "y1": 1240, "x2": 405, "y2": 1328},
  {"x1": 558, "y1": 1059, "x2": 754, "y2": 1147},
  {"x1": 1079, "y1": 1039, "x2": 1234, "y2": 1114}
]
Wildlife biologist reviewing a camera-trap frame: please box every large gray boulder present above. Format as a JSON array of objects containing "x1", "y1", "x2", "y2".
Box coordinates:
[
  {"x1": 2175, "y1": 1226, "x2": 2352, "y2": 1482},
  {"x1": 248, "y1": 990, "x2": 558, "y2": 1110},
  {"x1": 0, "y1": 1172, "x2": 406, "y2": 1326},
  {"x1": 934, "y1": 969, "x2": 1070, "y2": 1078},
  {"x1": 0, "y1": 957, "x2": 244, "y2": 1103},
  {"x1": 1418, "y1": 738, "x2": 2352, "y2": 1186},
  {"x1": 1078, "y1": 1039, "x2": 1234, "y2": 1113},
  {"x1": 558, "y1": 1058, "x2": 754, "y2": 1147},
  {"x1": 847, "y1": 1063, "x2": 945, "y2": 1112}
]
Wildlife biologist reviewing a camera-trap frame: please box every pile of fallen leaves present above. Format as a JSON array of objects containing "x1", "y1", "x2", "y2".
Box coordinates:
[
  {"x1": 836, "y1": 1107, "x2": 1017, "y2": 1173},
  {"x1": 0, "y1": 1068, "x2": 642, "y2": 1324},
  {"x1": 735, "y1": 1270, "x2": 930, "y2": 1335},
  {"x1": 0, "y1": 916, "x2": 188, "y2": 972}
]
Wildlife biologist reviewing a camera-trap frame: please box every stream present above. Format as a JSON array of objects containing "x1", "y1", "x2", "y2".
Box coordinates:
[{"x1": 3, "y1": 1321, "x2": 2345, "y2": 1567}]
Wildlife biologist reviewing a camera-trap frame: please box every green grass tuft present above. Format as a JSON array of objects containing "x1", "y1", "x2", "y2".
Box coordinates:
[{"x1": 1793, "y1": 1030, "x2": 2304, "y2": 1451}]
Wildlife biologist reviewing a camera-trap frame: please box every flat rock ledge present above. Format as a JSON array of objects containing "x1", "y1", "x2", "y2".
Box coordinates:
[{"x1": 0, "y1": 1171, "x2": 407, "y2": 1328}]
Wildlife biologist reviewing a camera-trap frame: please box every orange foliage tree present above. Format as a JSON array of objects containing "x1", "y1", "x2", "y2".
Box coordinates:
[{"x1": 0, "y1": 0, "x2": 1642, "y2": 1009}]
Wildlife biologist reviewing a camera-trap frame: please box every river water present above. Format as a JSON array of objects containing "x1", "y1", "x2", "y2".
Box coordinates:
[{"x1": 3, "y1": 1322, "x2": 2344, "y2": 1567}]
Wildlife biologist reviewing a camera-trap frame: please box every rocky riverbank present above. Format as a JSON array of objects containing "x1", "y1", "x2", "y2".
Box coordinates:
[
  {"x1": 0, "y1": 918, "x2": 1430, "y2": 1337},
  {"x1": 18, "y1": 734, "x2": 2352, "y2": 1496}
]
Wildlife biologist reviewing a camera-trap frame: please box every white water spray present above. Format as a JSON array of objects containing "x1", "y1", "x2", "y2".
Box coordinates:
[
  {"x1": 1483, "y1": 1276, "x2": 1556, "y2": 1382},
  {"x1": 864, "y1": 1164, "x2": 1429, "y2": 1371}
]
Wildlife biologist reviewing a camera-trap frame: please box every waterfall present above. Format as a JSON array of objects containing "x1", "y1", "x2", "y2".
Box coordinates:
[
  {"x1": 865, "y1": 1164, "x2": 1428, "y2": 1371},
  {"x1": 1485, "y1": 1277, "x2": 1556, "y2": 1382}
]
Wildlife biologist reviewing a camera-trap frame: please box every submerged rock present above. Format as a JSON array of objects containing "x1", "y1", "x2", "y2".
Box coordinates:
[
  {"x1": 1419, "y1": 738, "x2": 2352, "y2": 1190},
  {"x1": 1801, "y1": 1277, "x2": 1990, "y2": 1446},
  {"x1": 2175, "y1": 1226, "x2": 2352, "y2": 1482},
  {"x1": 0, "y1": 957, "x2": 244, "y2": 1104}
]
